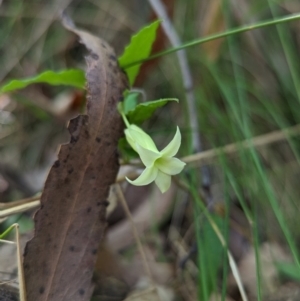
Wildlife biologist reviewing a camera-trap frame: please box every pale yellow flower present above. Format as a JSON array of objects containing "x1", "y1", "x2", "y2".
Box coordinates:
[{"x1": 125, "y1": 125, "x2": 185, "y2": 193}]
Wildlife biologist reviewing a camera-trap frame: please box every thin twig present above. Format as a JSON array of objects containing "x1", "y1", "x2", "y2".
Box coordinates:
[
  {"x1": 0, "y1": 194, "x2": 41, "y2": 218},
  {"x1": 0, "y1": 194, "x2": 41, "y2": 210},
  {"x1": 182, "y1": 123, "x2": 300, "y2": 165},
  {"x1": 0, "y1": 200, "x2": 40, "y2": 218},
  {"x1": 115, "y1": 184, "x2": 153, "y2": 283},
  {"x1": 0, "y1": 224, "x2": 26, "y2": 301},
  {"x1": 3, "y1": 123, "x2": 300, "y2": 218},
  {"x1": 115, "y1": 185, "x2": 162, "y2": 300},
  {"x1": 14, "y1": 224, "x2": 26, "y2": 301}
]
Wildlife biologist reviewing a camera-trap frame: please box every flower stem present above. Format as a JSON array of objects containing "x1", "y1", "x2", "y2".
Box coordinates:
[{"x1": 121, "y1": 111, "x2": 130, "y2": 128}]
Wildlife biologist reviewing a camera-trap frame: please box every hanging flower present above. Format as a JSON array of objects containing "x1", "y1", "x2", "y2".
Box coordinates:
[{"x1": 124, "y1": 124, "x2": 185, "y2": 193}]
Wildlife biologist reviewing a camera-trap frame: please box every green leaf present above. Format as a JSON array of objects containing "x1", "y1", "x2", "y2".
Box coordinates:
[
  {"x1": 1, "y1": 69, "x2": 85, "y2": 93},
  {"x1": 119, "y1": 20, "x2": 160, "y2": 86},
  {"x1": 123, "y1": 92, "x2": 139, "y2": 114},
  {"x1": 276, "y1": 262, "x2": 300, "y2": 280},
  {"x1": 127, "y1": 98, "x2": 178, "y2": 124},
  {"x1": 198, "y1": 215, "x2": 225, "y2": 298}
]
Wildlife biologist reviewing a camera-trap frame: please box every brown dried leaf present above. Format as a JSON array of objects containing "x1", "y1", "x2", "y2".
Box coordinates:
[{"x1": 23, "y1": 16, "x2": 128, "y2": 301}]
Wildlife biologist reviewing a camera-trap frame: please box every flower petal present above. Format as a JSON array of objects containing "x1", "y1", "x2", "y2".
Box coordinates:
[
  {"x1": 136, "y1": 144, "x2": 161, "y2": 167},
  {"x1": 125, "y1": 125, "x2": 158, "y2": 152},
  {"x1": 156, "y1": 157, "x2": 186, "y2": 175},
  {"x1": 126, "y1": 166, "x2": 158, "y2": 186},
  {"x1": 160, "y1": 126, "x2": 181, "y2": 157},
  {"x1": 155, "y1": 171, "x2": 171, "y2": 193},
  {"x1": 124, "y1": 128, "x2": 138, "y2": 152}
]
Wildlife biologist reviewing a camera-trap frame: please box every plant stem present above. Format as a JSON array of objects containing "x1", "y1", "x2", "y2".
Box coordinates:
[{"x1": 123, "y1": 13, "x2": 300, "y2": 68}]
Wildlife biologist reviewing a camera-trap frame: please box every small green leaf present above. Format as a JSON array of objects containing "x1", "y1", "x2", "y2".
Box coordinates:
[
  {"x1": 127, "y1": 98, "x2": 178, "y2": 124},
  {"x1": 119, "y1": 20, "x2": 160, "y2": 86},
  {"x1": 1, "y1": 69, "x2": 85, "y2": 93},
  {"x1": 124, "y1": 92, "x2": 139, "y2": 114},
  {"x1": 276, "y1": 262, "x2": 300, "y2": 280}
]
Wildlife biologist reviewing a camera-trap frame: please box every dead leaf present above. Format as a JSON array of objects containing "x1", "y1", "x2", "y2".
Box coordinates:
[{"x1": 23, "y1": 15, "x2": 128, "y2": 301}]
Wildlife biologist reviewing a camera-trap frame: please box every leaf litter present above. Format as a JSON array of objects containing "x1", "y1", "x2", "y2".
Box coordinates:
[{"x1": 22, "y1": 14, "x2": 128, "y2": 301}]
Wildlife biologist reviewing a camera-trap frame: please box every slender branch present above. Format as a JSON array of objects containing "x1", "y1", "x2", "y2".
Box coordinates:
[
  {"x1": 182, "y1": 123, "x2": 300, "y2": 165},
  {"x1": 115, "y1": 184, "x2": 154, "y2": 283},
  {"x1": 15, "y1": 224, "x2": 27, "y2": 301},
  {"x1": 3, "y1": 123, "x2": 300, "y2": 218}
]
